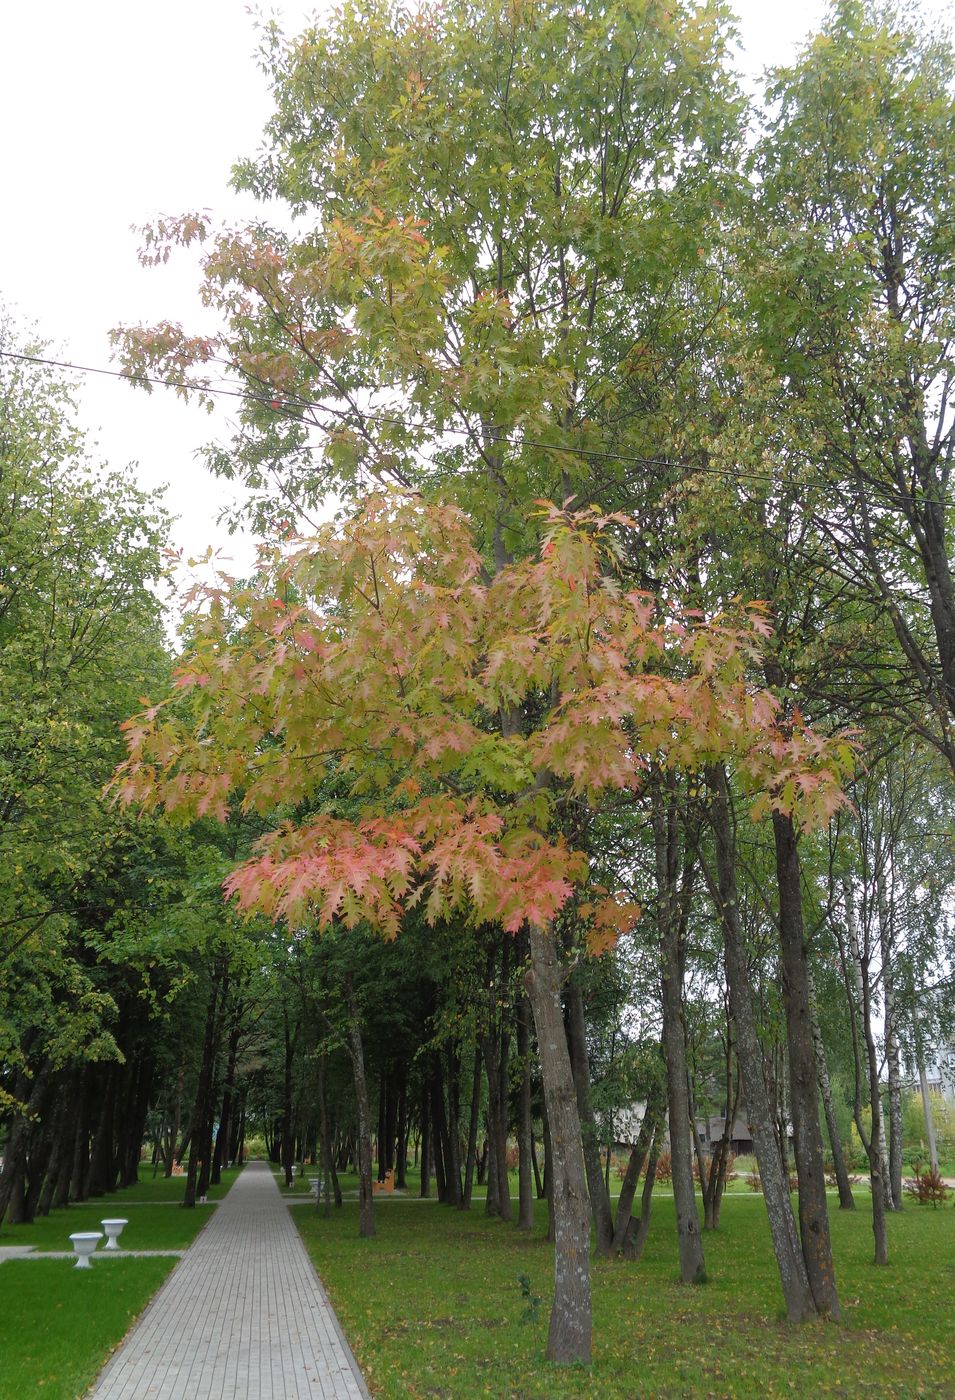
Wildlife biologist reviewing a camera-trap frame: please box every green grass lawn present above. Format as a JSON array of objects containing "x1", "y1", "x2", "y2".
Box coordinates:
[
  {"x1": 0, "y1": 1256, "x2": 174, "y2": 1400},
  {"x1": 0, "y1": 1166, "x2": 242, "y2": 1253},
  {"x1": 0, "y1": 1166, "x2": 245, "y2": 1397},
  {"x1": 294, "y1": 1191, "x2": 955, "y2": 1399}
]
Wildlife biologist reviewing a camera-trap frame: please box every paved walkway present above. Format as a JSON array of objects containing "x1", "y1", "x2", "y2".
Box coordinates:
[{"x1": 89, "y1": 1161, "x2": 370, "y2": 1400}]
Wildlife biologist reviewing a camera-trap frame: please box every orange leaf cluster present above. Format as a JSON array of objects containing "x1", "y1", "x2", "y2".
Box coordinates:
[{"x1": 110, "y1": 496, "x2": 853, "y2": 947}]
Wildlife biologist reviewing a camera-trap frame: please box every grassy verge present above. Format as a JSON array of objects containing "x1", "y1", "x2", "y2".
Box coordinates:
[
  {"x1": 294, "y1": 1192, "x2": 955, "y2": 1398},
  {"x1": 0, "y1": 1256, "x2": 174, "y2": 1400}
]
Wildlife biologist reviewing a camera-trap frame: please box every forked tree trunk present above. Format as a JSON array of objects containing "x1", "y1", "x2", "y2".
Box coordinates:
[
  {"x1": 611, "y1": 1075, "x2": 665, "y2": 1253},
  {"x1": 524, "y1": 922, "x2": 592, "y2": 1365},
  {"x1": 625, "y1": 1129, "x2": 661, "y2": 1262}
]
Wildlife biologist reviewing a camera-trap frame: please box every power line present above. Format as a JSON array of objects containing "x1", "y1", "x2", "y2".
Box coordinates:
[{"x1": 2, "y1": 347, "x2": 952, "y2": 516}]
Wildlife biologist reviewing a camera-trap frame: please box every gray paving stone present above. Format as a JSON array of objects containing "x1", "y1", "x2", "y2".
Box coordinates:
[{"x1": 88, "y1": 1161, "x2": 370, "y2": 1400}]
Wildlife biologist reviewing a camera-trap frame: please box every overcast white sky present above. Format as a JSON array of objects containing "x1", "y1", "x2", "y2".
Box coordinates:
[{"x1": 0, "y1": 0, "x2": 950, "y2": 591}]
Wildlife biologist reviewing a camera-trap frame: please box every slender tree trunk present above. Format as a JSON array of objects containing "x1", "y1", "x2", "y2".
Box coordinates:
[
  {"x1": 395, "y1": 1070, "x2": 408, "y2": 1191},
  {"x1": 807, "y1": 964, "x2": 855, "y2": 1210},
  {"x1": 612, "y1": 1076, "x2": 665, "y2": 1253},
  {"x1": 653, "y1": 787, "x2": 706, "y2": 1286},
  {"x1": 445, "y1": 1049, "x2": 464, "y2": 1207},
  {"x1": 213, "y1": 1016, "x2": 241, "y2": 1185},
  {"x1": 772, "y1": 810, "x2": 841, "y2": 1314},
  {"x1": 705, "y1": 765, "x2": 817, "y2": 1322},
  {"x1": 430, "y1": 1065, "x2": 452, "y2": 1204},
  {"x1": 877, "y1": 876, "x2": 903, "y2": 1210},
  {"x1": 419, "y1": 1081, "x2": 432, "y2": 1199},
  {"x1": 843, "y1": 883, "x2": 888, "y2": 1265},
  {"x1": 516, "y1": 994, "x2": 535, "y2": 1230},
  {"x1": 282, "y1": 1005, "x2": 297, "y2": 1191},
  {"x1": 318, "y1": 1052, "x2": 335, "y2": 1216},
  {"x1": 462, "y1": 1046, "x2": 482, "y2": 1209},
  {"x1": 541, "y1": 1092, "x2": 555, "y2": 1243},
  {"x1": 479, "y1": 1034, "x2": 511, "y2": 1221},
  {"x1": 345, "y1": 975, "x2": 375, "y2": 1238},
  {"x1": 565, "y1": 979, "x2": 614, "y2": 1254},
  {"x1": 625, "y1": 1129, "x2": 661, "y2": 1262},
  {"x1": 918, "y1": 1061, "x2": 940, "y2": 1173},
  {"x1": 165, "y1": 1066, "x2": 184, "y2": 1178},
  {"x1": 184, "y1": 970, "x2": 222, "y2": 1209},
  {"x1": 531, "y1": 1132, "x2": 544, "y2": 1198},
  {"x1": 524, "y1": 922, "x2": 592, "y2": 1365},
  {"x1": 85, "y1": 1063, "x2": 118, "y2": 1198}
]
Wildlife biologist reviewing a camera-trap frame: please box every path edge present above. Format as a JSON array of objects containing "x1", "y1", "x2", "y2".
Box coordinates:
[{"x1": 285, "y1": 1196, "x2": 374, "y2": 1400}]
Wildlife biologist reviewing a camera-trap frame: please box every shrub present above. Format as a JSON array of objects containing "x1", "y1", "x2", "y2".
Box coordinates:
[
  {"x1": 654, "y1": 1151, "x2": 673, "y2": 1183},
  {"x1": 746, "y1": 1170, "x2": 762, "y2": 1193},
  {"x1": 693, "y1": 1151, "x2": 737, "y2": 1186},
  {"x1": 904, "y1": 1164, "x2": 952, "y2": 1208}
]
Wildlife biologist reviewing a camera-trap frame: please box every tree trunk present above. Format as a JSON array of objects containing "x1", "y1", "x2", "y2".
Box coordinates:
[
  {"x1": 844, "y1": 881, "x2": 888, "y2": 1265},
  {"x1": 652, "y1": 787, "x2": 706, "y2": 1287},
  {"x1": 524, "y1": 922, "x2": 592, "y2": 1365},
  {"x1": 183, "y1": 969, "x2": 222, "y2": 1209},
  {"x1": 516, "y1": 994, "x2": 535, "y2": 1230},
  {"x1": 281, "y1": 1004, "x2": 297, "y2": 1190},
  {"x1": 918, "y1": 1060, "x2": 940, "y2": 1173},
  {"x1": 612, "y1": 1075, "x2": 665, "y2": 1253},
  {"x1": 462, "y1": 1045, "x2": 482, "y2": 1209},
  {"x1": 85, "y1": 1063, "x2": 118, "y2": 1198},
  {"x1": 878, "y1": 875, "x2": 903, "y2": 1210},
  {"x1": 479, "y1": 1034, "x2": 511, "y2": 1221},
  {"x1": 541, "y1": 1091, "x2": 555, "y2": 1242},
  {"x1": 419, "y1": 1081, "x2": 432, "y2": 1199},
  {"x1": 625, "y1": 1128, "x2": 661, "y2": 1262},
  {"x1": 705, "y1": 765, "x2": 818, "y2": 1322},
  {"x1": 565, "y1": 979, "x2": 614, "y2": 1254},
  {"x1": 772, "y1": 810, "x2": 841, "y2": 1314},
  {"x1": 395, "y1": 1070, "x2": 408, "y2": 1191},
  {"x1": 0, "y1": 1063, "x2": 54, "y2": 1226},
  {"x1": 807, "y1": 964, "x2": 855, "y2": 1210},
  {"x1": 345, "y1": 976, "x2": 375, "y2": 1238}
]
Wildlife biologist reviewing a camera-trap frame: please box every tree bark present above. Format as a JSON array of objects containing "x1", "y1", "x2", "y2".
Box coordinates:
[
  {"x1": 843, "y1": 881, "x2": 888, "y2": 1264},
  {"x1": 652, "y1": 785, "x2": 706, "y2": 1286},
  {"x1": 524, "y1": 922, "x2": 592, "y2": 1365},
  {"x1": 705, "y1": 765, "x2": 818, "y2": 1322},
  {"x1": 462, "y1": 1045, "x2": 482, "y2": 1209},
  {"x1": 772, "y1": 810, "x2": 841, "y2": 1314},
  {"x1": 516, "y1": 993, "x2": 535, "y2": 1230},
  {"x1": 419, "y1": 1080, "x2": 432, "y2": 1199},
  {"x1": 918, "y1": 1060, "x2": 940, "y2": 1173},
  {"x1": 344, "y1": 975, "x2": 375, "y2": 1238},
  {"x1": 565, "y1": 978, "x2": 614, "y2": 1254},
  {"x1": 806, "y1": 964, "x2": 855, "y2": 1210},
  {"x1": 611, "y1": 1075, "x2": 665, "y2": 1253}
]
